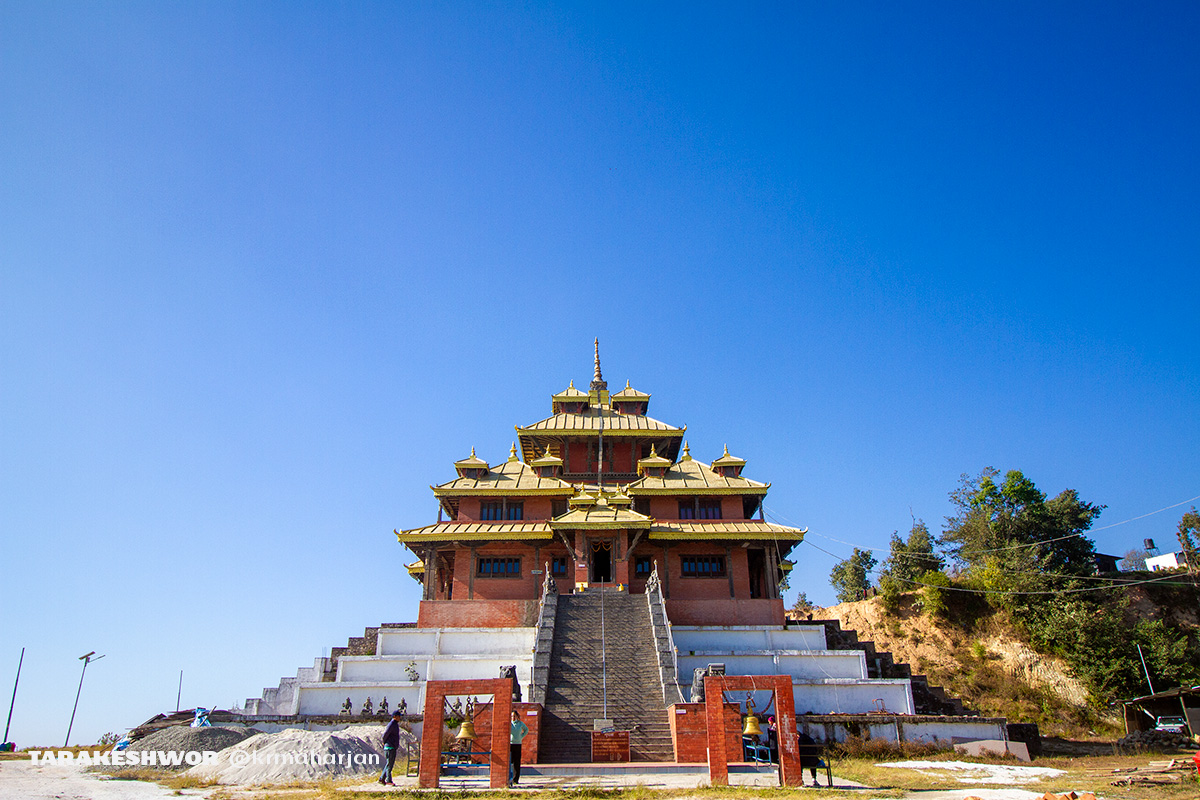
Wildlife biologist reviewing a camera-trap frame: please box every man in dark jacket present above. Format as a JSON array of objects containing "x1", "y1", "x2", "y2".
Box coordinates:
[{"x1": 380, "y1": 710, "x2": 402, "y2": 785}]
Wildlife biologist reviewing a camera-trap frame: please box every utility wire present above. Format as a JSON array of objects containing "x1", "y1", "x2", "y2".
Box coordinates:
[
  {"x1": 891, "y1": 571, "x2": 1193, "y2": 596},
  {"x1": 798, "y1": 540, "x2": 1194, "y2": 595},
  {"x1": 1090, "y1": 494, "x2": 1200, "y2": 531},
  {"x1": 767, "y1": 492, "x2": 1199, "y2": 562}
]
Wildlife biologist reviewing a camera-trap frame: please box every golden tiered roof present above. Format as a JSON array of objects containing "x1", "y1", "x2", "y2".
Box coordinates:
[
  {"x1": 648, "y1": 520, "x2": 805, "y2": 540},
  {"x1": 397, "y1": 521, "x2": 554, "y2": 542},
  {"x1": 611, "y1": 380, "x2": 650, "y2": 401},
  {"x1": 635, "y1": 444, "x2": 672, "y2": 476},
  {"x1": 551, "y1": 380, "x2": 588, "y2": 402},
  {"x1": 517, "y1": 407, "x2": 683, "y2": 435},
  {"x1": 628, "y1": 454, "x2": 769, "y2": 495},
  {"x1": 433, "y1": 457, "x2": 574, "y2": 496},
  {"x1": 531, "y1": 448, "x2": 563, "y2": 468},
  {"x1": 453, "y1": 447, "x2": 489, "y2": 471},
  {"x1": 549, "y1": 505, "x2": 652, "y2": 529},
  {"x1": 711, "y1": 444, "x2": 747, "y2": 470}
]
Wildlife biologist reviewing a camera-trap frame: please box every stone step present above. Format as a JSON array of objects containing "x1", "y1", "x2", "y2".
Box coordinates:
[{"x1": 541, "y1": 593, "x2": 674, "y2": 763}]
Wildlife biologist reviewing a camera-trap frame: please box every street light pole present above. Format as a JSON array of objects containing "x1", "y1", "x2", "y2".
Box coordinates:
[
  {"x1": 3, "y1": 647, "x2": 24, "y2": 745},
  {"x1": 65, "y1": 652, "x2": 104, "y2": 747}
]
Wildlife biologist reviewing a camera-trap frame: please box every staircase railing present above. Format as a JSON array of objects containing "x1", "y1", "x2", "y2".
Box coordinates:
[
  {"x1": 644, "y1": 566, "x2": 685, "y2": 705},
  {"x1": 530, "y1": 565, "x2": 558, "y2": 705}
]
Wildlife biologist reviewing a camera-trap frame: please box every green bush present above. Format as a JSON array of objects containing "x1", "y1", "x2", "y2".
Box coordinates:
[
  {"x1": 917, "y1": 570, "x2": 951, "y2": 617},
  {"x1": 878, "y1": 574, "x2": 903, "y2": 614}
]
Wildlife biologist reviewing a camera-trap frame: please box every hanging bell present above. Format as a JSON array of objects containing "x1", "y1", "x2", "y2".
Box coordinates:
[
  {"x1": 456, "y1": 718, "x2": 477, "y2": 740},
  {"x1": 742, "y1": 713, "x2": 763, "y2": 737}
]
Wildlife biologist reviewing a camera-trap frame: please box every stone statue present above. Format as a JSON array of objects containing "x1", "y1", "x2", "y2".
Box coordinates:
[
  {"x1": 646, "y1": 565, "x2": 661, "y2": 593},
  {"x1": 341, "y1": 697, "x2": 353, "y2": 715},
  {"x1": 398, "y1": 698, "x2": 407, "y2": 716},
  {"x1": 378, "y1": 696, "x2": 389, "y2": 715},
  {"x1": 362, "y1": 696, "x2": 373, "y2": 716},
  {"x1": 500, "y1": 665, "x2": 521, "y2": 701},
  {"x1": 690, "y1": 667, "x2": 707, "y2": 703}
]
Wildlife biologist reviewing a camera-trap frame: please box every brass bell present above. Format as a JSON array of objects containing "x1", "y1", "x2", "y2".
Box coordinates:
[
  {"x1": 742, "y1": 712, "x2": 763, "y2": 737},
  {"x1": 456, "y1": 718, "x2": 477, "y2": 740}
]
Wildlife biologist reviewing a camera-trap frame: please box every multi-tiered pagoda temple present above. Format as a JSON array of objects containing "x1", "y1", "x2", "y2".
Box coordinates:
[
  {"x1": 243, "y1": 344, "x2": 1002, "y2": 768},
  {"x1": 401, "y1": 340, "x2": 802, "y2": 630}
]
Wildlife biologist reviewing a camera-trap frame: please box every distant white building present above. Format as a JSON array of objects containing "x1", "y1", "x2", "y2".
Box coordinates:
[{"x1": 1145, "y1": 551, "x2": 1188, "y2": 571}]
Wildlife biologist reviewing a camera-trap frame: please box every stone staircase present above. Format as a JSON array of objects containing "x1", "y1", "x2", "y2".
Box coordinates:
[
  {"x1": 540, "y1": 591, "x2": 675, "y2": 762},
  {"x1": 816, "y1": 619, "x2": 971, "y2": 716}
]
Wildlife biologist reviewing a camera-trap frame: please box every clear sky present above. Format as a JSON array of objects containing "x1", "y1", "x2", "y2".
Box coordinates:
[{"x1": 2, "y1": 1, "x2": 1197, "y2": 747}]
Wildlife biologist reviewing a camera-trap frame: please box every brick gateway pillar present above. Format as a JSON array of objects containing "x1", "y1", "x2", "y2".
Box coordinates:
[
  {"x1": 703, "y1": 674, "x2": 801, "y2": 787},
  {"x1": 419, "y1": 678, "x2": 514, "y2": 788}
]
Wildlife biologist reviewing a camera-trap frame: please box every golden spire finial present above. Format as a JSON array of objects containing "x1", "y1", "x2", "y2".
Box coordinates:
[
  {"x1": 723, "y1": 444, "x2": 730, "y2": 456},
  {"x1": 625, "y1": 380, "x2": 631, "y2": 388},
  {"x1": 589, "y1": 338, "x2": 608, "y2": 393},
  {"x1": 569, "y1": 379, "x2": 575, "y2": 389},
  {"x1": 681, "y1": 441, "x2": 692, "y2": 461},
  {"x1": 470, "y1": 446, "x2": 477, "y2": 458},
  {"x1": 508, "y1": 442, "x2": 518, "y2": 462},
  {"x1": 649, "y1": 444, "x2": 658, "y2": 457}
]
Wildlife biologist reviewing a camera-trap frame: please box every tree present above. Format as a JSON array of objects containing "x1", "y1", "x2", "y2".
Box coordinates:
[
  {"x1": 882, "y1": 519, "x2": 944, "y2": 585},
  {"x1": 829, "y1": 548, "x2": 877, "y2": 604},
  {"x1": 1178, "y1": 507, "x2": 1200, "y2": 567},
  {"x1": 790, "y1": 592, "x2": 815, "y2": 615},
  {"x1": 1119, "y1": 548, "x2": 1148, "y2": 571},
  {"x1": 940, "y1": 468, "x2": 1104, "y2": 585},
  {"x1": 916, "y1": 570, "x2": 951, "y2": 617}
]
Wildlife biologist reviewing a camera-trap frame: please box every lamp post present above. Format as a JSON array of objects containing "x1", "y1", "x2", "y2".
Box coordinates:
[
  {"x1": 65, "y1": 652, "x2": 104, "y2": 747},
  {"x1": 3, "y1": 648, "x2": 23, "y2": 746}
]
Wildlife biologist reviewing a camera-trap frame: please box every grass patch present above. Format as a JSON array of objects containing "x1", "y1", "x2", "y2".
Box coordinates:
[{"x1": 825, "y1": 735, "x2": 942, "y2": 761}]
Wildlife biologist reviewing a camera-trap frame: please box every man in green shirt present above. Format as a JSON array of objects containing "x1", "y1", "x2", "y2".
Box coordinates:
[{"x1": 509, "y1": 710, "x2": 530, "y2": 786}]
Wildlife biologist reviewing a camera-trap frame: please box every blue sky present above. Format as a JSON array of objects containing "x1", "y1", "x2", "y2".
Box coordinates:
[{"x1": 2, "y1": 1, "x2": 1197, "y2": 747}]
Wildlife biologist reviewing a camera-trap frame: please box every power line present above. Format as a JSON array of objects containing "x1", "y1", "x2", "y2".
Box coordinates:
[
  {"x1": 768, "y1": 492, "x2": 1200, "y2": 563},
  {"x1": 799, "y1": 539, "x2": 1194, "y2": 596},
  {"x1": 1090, "y1": 494, "x2": 1200, "y2": 532},
  {"x1": 893, "y1": 571, "x2": 1193, "y2": 597}
]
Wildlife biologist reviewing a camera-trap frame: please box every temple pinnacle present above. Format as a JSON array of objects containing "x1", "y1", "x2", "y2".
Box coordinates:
[{"x1": 590, "y1": 338, "x2": 607, "y2": 392}]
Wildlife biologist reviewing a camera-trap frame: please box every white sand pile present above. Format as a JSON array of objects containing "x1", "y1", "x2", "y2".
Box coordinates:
[
  {"x1": 877, "y1": 760, "x2": 1066, "y2": 785},
  {"x1": 186, "y1": 724, "x2": 416, "y2": 785}
]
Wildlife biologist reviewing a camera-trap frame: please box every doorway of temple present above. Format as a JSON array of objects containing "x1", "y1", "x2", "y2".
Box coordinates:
[{"x1": 590, "y1": 540, "x2": 612, "y2": 583}]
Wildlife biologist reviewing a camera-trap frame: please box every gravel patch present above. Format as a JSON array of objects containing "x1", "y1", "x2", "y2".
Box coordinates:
[{"x1": 120, "y1": 725, "x2": 259, "y2": 769}]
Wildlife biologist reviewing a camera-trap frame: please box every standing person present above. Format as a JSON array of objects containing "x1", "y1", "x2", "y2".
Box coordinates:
[
  {"x1": 509, "y1": 710, "x2": 529, "y2": 786},
  {"x1": 380, "y1": 709, "x2": 402, "y2": 785},
  {"x1": 797, "y1": 729, "x2": 823, "y2": 787}
]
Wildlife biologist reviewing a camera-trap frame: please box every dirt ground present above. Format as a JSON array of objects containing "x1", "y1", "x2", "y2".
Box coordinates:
[
  {"x1": 1, "y1": 748, "x2": 1196, "y2": 800},
  {"x1": 0, "y1": 759, "x2": 205, "y2": 799}
]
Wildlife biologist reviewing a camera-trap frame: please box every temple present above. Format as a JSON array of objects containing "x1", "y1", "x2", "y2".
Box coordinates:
[
  {"x1": 405, "y1": 339, "x2": 800, "y2": 630},
  {"x1": 242, "y1": 343, "x2": 1007, "y2": 774}
]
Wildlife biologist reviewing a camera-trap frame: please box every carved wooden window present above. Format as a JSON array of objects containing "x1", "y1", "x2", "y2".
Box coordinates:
[
  {"x1": 478, "y1": 557, "x2": 521, "y2": 577},
  {"x1": 681, "y1": 555, "x2": 725, "y2": 578}
]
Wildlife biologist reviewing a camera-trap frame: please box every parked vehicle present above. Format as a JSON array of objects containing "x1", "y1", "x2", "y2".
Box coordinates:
[{"x1": 1153, "y1": 715, "x2": 1187, "y2": 734}]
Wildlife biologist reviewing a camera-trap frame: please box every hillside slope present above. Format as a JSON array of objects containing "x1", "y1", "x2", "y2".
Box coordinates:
[{"x1": 809, "y1": 594, "x2": 1118, "y2": 737}]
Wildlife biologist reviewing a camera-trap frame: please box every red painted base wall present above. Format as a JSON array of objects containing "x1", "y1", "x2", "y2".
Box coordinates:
[
  {"x1": 418, "y1": 599, "x2": 539, "y2": 628},
  {"x1": 665, "y1": 598, "x2": 785, "y2": 626}
]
